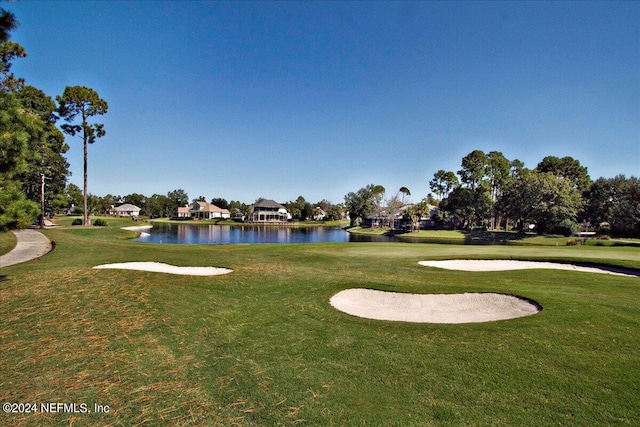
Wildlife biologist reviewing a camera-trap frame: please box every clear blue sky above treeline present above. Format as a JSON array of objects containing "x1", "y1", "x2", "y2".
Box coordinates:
[{"x1": 9, "y1": 0, "x2": 640, "y2": 205}]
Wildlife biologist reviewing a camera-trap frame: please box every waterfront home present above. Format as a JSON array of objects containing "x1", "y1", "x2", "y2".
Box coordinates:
[
  {"x1": 365, "y1": 204, "x2": 438, "y2": 229},
  {"x1": 113, "y1": 203, "x2": 141, "y2": 218},
  {"x1": 249, "y1": 199, "x2": 291, "y2": 223},
  {"x1": 313, "y1": 207, "x2": 327, "y2": 221},
  {"x1": 189, "y1": 200, "x2": 231, "y2": 220},
  {"x1": 176, "y1": 205, "x2": 191, "y2": 218}
]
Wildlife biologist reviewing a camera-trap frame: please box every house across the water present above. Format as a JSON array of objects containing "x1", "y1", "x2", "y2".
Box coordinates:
[
  {"x1": 248, "y1": 199, "x2": 291, "y2": 223},
  {"x1": 176, "y1": 201, "x2": 231, "y2": 220},
  {"x1": 113, "y1": 203, "x2": 141, "y2": 218},
  {"x1": 364, "y1": 204, "x2": 438, "y2": 229}
]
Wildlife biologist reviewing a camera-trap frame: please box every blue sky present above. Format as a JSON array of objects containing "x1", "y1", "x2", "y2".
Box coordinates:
[{"x1": 9, "y1": 1, "x2": 639, "y2": 205}]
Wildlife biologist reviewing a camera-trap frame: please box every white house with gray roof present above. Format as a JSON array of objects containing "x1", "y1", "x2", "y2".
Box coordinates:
[
  {"x1": 176, "y1": 201, "x2": 231, "y2": 220},
  {"x1": 113, "y1": 203, "x2": 141, "y2": 218},
  {"x1": 249, "y1": 199, "x2": 291, "y2": 223}
]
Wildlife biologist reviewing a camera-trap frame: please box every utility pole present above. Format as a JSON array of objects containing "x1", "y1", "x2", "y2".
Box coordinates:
[
  {"x1": 40, "y1": 173, "x2": 45, "y2": 229},
  {"x1": 39, "y1": 173, "x2": 50, "y2": 229}
]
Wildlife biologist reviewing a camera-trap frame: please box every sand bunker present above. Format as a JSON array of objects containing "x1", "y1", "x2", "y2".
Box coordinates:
[
  {"x1": 330, "y1": 289, "x2": 540, "y2": 323},
  {"x1": 418, "y1": 260, "x2": 636, "y2": 277},
  {"x1": 93, "y1": 262, "x2": 233, "y2": 276}
]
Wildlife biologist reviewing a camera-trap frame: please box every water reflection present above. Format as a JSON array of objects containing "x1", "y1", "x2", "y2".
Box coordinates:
[{"x1": 135, "y1": 223, "x2": 395, "y2": 245}]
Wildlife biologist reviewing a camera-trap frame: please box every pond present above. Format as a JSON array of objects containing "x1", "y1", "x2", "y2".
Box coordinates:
[{"x1": 134, "y1": 223, "x2": 395, "y2": 245}]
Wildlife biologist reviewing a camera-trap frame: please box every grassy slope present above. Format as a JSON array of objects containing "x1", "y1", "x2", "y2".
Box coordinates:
[
  {"x1": 0, "y1": 222, "x2": 639, "y2": 426},
  {"x1": 0, "y1": 230, "x2": 17, "y2": 256}
]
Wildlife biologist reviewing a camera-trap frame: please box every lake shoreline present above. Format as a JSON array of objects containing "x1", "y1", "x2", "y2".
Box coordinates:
[{"x1": 135, "y1": 222, "x2": 360, "y2": 245}]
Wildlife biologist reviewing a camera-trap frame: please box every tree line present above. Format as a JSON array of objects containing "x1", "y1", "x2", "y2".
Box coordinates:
[
  {"x1": 59, "y1": 187, "x2": 346, "y2": 223},
  {"x1": 345, "y1": 150, "x2": 639, "y2": 237},
  {"x1": 0, "y1": 7, "x2": 108, "y2": 229}
]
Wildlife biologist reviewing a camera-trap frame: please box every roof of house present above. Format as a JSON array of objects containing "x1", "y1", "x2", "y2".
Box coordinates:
[
  {"x1": 252, "y1": 199, "x2": 286, "y2": 209},
  {"x1": 114, "y1": 203, "x2": 141, "y2": 212},
  {"x1": 191, "y1": 201, "x2": 230, "y2": 214}
]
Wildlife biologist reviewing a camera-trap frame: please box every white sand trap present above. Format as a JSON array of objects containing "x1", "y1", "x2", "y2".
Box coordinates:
[
  {"x1": 330, "y1": 289, "x2": 540, "y2": 323},
  {"x1": 93, "y1": 262, "x2": 233, "y2": 276},
  {"x1": 419, "y1": 260, "x2": 636, "y2": 277}
]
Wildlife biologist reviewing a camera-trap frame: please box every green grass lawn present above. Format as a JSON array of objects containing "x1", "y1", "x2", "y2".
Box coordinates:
[
  {"x1": 1, "y1": 221, "x2": 639, "y2": 426},
  {"x1": 348, "y1": 226, "x2": 640, "y2": 247},
  {"x1": 0, "y1": 230, "x2": 17, "y2": 256}
]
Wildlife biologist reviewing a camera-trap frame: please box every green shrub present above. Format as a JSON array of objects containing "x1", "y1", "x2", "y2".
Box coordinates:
[
  {"x1": 93, "y1": 219, "x2": 108, "y2": 227},
  {"x1": 566, "y1": 237, "x2": 586, "y2": 246},
  {"x1": 597, "y1": 224, "x2": 611, "y2": 236},
  {"x1": 71, "y1": 218, "x2": 83, "y2": 226},
  {"x1": 556, "y1": 219, "x2": 578, "y2": 237}
]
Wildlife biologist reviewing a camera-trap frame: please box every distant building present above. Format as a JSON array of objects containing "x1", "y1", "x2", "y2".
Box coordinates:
[
  {"x1": 177, "y1": 205, "x2": 191, "y2": 218},
  {"x1": 249, "y1": 199, "x2": 291, "y2": 223},
  {"x1": 313, "y1": 207, "x2": 327, "y2": 221},
  {"x1": 364, "y1": 204, "x2": 438, "y2": 229},
  {"x1": 114, "y1": 203, "x2": 141, "y2": 218},
  {"x1": 179, "y1": 201, "x2": 231, "y2": 220}
]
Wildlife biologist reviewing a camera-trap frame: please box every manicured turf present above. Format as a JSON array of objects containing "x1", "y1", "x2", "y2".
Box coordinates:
[
  {"x1": 349, "y1": 226, "x2": 640, "y2": 247},
  {"x1": 0, "y1": 230, "x2": 17, "y2": 256},
  {"x1": 1, "y1": 219, "x2": 639, "y2": 426}
]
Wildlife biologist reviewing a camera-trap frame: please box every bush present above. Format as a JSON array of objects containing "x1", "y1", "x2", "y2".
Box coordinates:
[
  {"x1": 71, "y1": 218, "x2": 83, "y2": 226},
  {"x1": 566, "y1": 237, "x2": 586, "y2": 246},
  {"x1": 556, "y1": 219, "x2": 578, "y2": 237},
  {"x1": 597, "y1": 223, "x2": 611, "y2": 236},
  {"x1": 93, "y1": 218, "x2": 108, "y2": 227}
]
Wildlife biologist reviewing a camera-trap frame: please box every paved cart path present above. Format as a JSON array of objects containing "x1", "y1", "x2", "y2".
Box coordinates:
[{"x1": 0, "y1": 229, "x2": 52, "y2": 268}]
